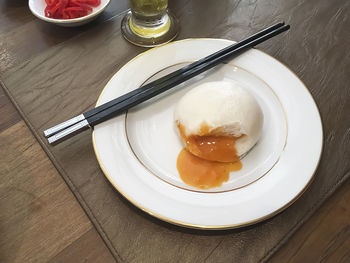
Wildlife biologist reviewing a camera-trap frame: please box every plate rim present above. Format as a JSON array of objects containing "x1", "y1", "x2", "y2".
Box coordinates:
[
  {"x1": 92, "y1": 38, "x2": 324, "y2": 229},
  {"x1": 124, "y1": 62, "x2": 288, "y2": 194}
]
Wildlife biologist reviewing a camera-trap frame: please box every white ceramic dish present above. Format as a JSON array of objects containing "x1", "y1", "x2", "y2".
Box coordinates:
[
  {"x1": 93, "y1": 39, "x2": 323, "y2": 229},
  {"x1": 28, "y1": 0, "x2": 110, "y2": 27}
]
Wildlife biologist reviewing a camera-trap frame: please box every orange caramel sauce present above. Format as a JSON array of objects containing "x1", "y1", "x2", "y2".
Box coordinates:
[
  {"x1": 176, "y1": 123, "x2": 243, "y2": 189},
  {"x1": 177, "y1": 149, "x2": 242, "y2": 189},
  {"x1": 177, "y1": 123, "x2": 241, "y2": 162}
]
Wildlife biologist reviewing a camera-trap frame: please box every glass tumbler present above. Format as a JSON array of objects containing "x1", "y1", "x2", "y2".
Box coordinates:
[{"x1": 121, "y1": 0, "x2": 179, "y2": 47}]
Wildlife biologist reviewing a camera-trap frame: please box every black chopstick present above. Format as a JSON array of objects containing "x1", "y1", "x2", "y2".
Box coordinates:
[
  {"x1": 44, "y1": 22, "x2": 285, "y2": 139},
  {"x1": 46, "y1": 23, "x2": 290, "y2": 145},
  {"x1": 87, "y1": 24, "x2": 290, "y2": 125},
  {"x1": 83, "y1": 22, "x2": 286, "y2": 119}
]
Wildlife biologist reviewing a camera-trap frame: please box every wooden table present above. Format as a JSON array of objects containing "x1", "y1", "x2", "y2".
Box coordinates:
[{"x1": 1, "y1": 1, "x2": 349, "y2": 262}]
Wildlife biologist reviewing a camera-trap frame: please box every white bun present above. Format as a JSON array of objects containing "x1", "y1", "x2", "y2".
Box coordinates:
[{"x1": 174, "y1": 81, "x2": 263, "y2": 156}]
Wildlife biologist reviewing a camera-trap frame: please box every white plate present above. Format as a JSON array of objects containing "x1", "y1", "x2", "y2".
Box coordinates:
[
  {"x1": 28, "y1": 0, "x2": 111, "y2": 27},
  {"x1": 93, "y1": 39, "x2": 323, "y2": 229}
]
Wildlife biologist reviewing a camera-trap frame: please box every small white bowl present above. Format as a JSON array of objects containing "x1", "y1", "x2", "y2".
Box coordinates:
[{"x1": 28, "y1": 0, "x2": 111, "y2": 27}]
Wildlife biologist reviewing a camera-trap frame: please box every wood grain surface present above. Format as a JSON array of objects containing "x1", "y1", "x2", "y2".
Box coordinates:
[
  {"x1": 0, "y1": 88, "x2": 114, "y2": 262},
  {"x1": 270, "y1": 179, "x2": 350, "y2": 263},
  {"x1": 0, "y1": 0, "x2": 349, "y2": 262}
]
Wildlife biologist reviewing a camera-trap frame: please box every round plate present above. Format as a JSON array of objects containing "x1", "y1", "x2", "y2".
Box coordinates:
[{"x1": 93, "y1": 39, "x2": 323, "y2": 229}]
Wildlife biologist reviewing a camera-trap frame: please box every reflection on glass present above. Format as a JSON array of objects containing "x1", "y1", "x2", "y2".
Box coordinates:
[{"x1": 121, "y1": 0, "x2": 179, "y2": 47}]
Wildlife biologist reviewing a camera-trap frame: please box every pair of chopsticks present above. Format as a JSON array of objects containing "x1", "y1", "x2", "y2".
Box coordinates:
[{"x1": 44, "y1": 22, "x2": 290, "y2": 145}]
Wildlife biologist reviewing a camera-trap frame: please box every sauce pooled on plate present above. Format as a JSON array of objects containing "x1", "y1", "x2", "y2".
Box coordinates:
[{"x1": 176, "y1": 123, "x2": 242, "y2": 189}]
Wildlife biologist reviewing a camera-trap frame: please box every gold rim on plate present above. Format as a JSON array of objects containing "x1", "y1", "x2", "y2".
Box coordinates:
[
  {"x1": 92, "y1": 38, "x2": 324, "y2": 230},
  {"x1": 124, "y1": 62, "x2": 288, "y2": 194}
]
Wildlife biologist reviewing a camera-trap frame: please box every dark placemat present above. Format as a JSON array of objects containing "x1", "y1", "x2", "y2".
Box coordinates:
[{"x1": 2, "y1": 0, "x2": 349, "y2": 262}]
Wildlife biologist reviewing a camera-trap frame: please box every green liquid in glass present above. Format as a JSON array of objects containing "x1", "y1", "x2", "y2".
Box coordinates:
[{"x1": 130, "y1": 0, "x2": 168, "y2": 18}]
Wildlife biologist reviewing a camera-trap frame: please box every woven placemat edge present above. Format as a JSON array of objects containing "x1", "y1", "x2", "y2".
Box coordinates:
[
  {"x1": 0, "y1": 78, "x2": 122, "y2": 263},
  {"x1": 260, "y1": 174, "x2": 349, "y2": 262},
  {"x1": 2, "y1": 76, "x2": 349, "y2": 263}
]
